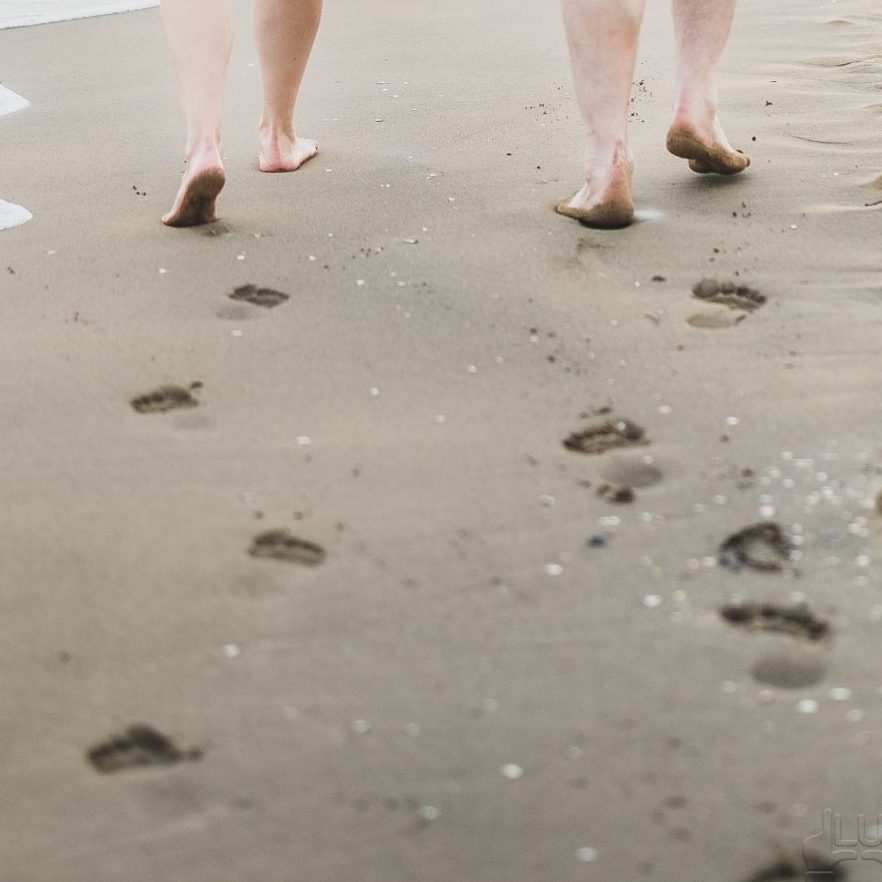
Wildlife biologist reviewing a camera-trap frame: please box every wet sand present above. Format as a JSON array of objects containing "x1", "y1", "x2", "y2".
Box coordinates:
[{"x1": 1, "y1": 0, "x2": 881, "y2": 879}]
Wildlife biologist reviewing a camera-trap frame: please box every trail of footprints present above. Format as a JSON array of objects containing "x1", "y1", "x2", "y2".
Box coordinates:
[{"x1": 101, "y1": 284, "x2": 326, "y2": 774}]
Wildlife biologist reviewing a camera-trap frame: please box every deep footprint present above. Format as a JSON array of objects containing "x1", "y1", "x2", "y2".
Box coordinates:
[
  {"x1": 692, "y1": 278, "x2": 767, "y2": 312},
  {"x1": 131, "y1": 383, "x2": 201, "y2": 414},
  {"x1": 249, "y1": 529, "x2": 326, "y2": 566},
  {"x1": 230, "y1": 284, "x2": 289, "y2": 309},
  {"x1": 720, "y1": 602, "x2": 830, "y2": 641},
  {"x1": 563, "y1": 417, "x2": 648, "y2": 455},
  {"x1": 87, "y1": 724, "x2": 202, "y2": 773},
  {"x1": 718, "y1": 522, "x2": 794, "y2": 572}
]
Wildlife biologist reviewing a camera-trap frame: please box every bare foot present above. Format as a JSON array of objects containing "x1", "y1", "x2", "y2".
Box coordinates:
[
  {"x1": 556, "y1": 145, "x2": 635, "y2": 229},
  {"x1": 258, "y1": 128, "x2": 318, "y2": 173},
  {"x1": 162, "y1": 141, "x2": 225, "y2": 228},
  {"x1": 666, "y1": 117, "x2": 750, "y2": 176}
]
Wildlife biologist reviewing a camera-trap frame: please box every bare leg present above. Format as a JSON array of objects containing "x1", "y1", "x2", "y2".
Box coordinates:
[
  {"x1": 556, "y1": 0, "x2": 643, "y2": 228},
  {"x1": 666, "y1": 0, "x2": 749, "y2": 175},
  {"x1": 254, "y1": 0, "x2": 322, "y2": 172},
  {"x1": 160, "y1": 0, "x2": 232, "y2": 226}
]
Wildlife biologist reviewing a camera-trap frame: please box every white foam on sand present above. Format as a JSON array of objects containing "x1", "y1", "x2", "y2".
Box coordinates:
[
  {"x1": 0, "y1": 84, "x2": 29, "y2": 115},
  {"x1": 1, "y1": 86, "x2": 32, "y2": 230},
  {"x1": 0, "y1": 199, "x2": 32, "y2": 231},
  {"x1": 0, "y1": 0, "x2": 158, "y2": 30}
]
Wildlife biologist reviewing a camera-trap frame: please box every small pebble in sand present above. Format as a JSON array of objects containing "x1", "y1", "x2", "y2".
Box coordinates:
[
  {"x1": 539, "y1": 495, "x2": 556, "y2": 507},
  {"x1": 295, "y1": 436, "x2": 312, "y2": 446},
  {"x1": 418, "y1": 806, "x2": 441, "y2": 822},
  {"x1": 545, "y1": 563, "x2": 564, "y2": 576},
  {"x1": 369, "y1": 387, "x2": 380, "y2": 397},
  {"x1": 797, "y1": 700, "x2": 819, "y2": 714},
  {"x1": 356, "y1": 279, "x2": 366, "y2": 287},
  {"x1": 587, "y1": 534, "x2": 607, "y2": 548},
  {"x1": 501, "y1": 764, "x2": 524, "y2": 780},
  {"x1": 829, "y1": 687, "x2": 852, "y2": 701},
  {"x1": 575, "y1": 847, "x2": 598, "y2": 863},
  {"x1": 350, "y1": 719, "x2": 372, "y2": 735},
  {"x1": 434, "y1": 415, "x2": 447, "y2": 424},
  {"x1": 404, "y1": 723, "x2": 421, "y2": 737},
  {"x1": 467, "y1": 365, "x2": 478, "y2": 374},
  {"x1": 726, "y1": 416, "x2": 739, "y2": 426},
  {"x1": 643, "y1": 594, "x2": 663, "y2": 609},
  {"x1": 236, "y1": 253, "x2": 246, "y2": 261},
  {"x1": 223, "y1": 644, "x2": 241, "y2": 659}
]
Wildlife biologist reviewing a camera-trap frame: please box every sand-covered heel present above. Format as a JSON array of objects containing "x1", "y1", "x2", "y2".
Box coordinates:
[
  {"x1": 666, "y1": 128, "x2": 750, "y2": 176},
  {"x1": 555, "y1": 193, "x2": 635, "y2": 230},
  {"x1": 163, "y1": 167, "x2": 226, "y2": 228}
]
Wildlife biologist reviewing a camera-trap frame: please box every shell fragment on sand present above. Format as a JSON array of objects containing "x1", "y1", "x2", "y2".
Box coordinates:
[
  {"x1": 0, "y1": 1, "x2": 158, "y2": 30},
  {"x1": 0, "y1": 200, "x2": 32, "y2": 231},
  {"x1": 0, "y1": 85, "x2": 29, "y2": 116}
]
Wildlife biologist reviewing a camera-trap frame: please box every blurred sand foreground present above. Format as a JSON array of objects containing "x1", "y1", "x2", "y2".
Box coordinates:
[{"x1": 1, "y1": 1, "x2": 881, "y2": 880}]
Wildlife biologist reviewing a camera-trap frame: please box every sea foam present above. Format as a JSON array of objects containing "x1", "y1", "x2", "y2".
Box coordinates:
[{"x1": 0, "y1": 0, "x2": 158, "y2": 30}]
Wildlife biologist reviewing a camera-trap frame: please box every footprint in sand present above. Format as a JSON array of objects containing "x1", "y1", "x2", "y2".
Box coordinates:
[
  {"x1": 687, "y1": 277, "x2": 766, "y2": 329},
  {"x1": 718, "y1": 522, "x2": 794, "y2": 572},
  {"x1": 720, "y1": 602, "x2": 830, "y2": 642},
  {"x1": 563, "y1": 416, "x2": 649, "y2": 455},
  {"x1": 131, "y1": 383, "x2": 201, "y2": 414},
  {"x1": 248, "y1": 529, "x2": 326, "y2": 567},
  {"x1": 87, "y1": 725, "x2": 202, "y2": 774},
  {"x1": 720, "y1": 602, "x2": 831, "y2": 688},
  {"x1": 229, "y1": 284, "x2": 289, "y2": 309}
]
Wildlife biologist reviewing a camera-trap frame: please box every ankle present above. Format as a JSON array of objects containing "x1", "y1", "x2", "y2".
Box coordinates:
[
  {"x1": 673, "y1": 87, "x2": 718, "y2": 128},
  {"x1": 584, "y1": 139, "x2": 632, "y2": 177},
  {"x1": 259, "y1": 117, "x2": 295, "y2": 143},
  {"x1": 185, "y1": 131, "x2": 222, "y2": 164}
]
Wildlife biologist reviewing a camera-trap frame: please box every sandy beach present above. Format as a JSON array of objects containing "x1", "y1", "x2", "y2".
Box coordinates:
[{"x1": 1, "y1": 0, "x2": 881, "y2": 879}]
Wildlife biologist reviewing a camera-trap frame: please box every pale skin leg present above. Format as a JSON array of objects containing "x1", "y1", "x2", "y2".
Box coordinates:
[
  {"x1": 254, "y1": 0, "x2": 323, "y2": 172},
  {"x1": 160, "y1": 0, "x2": 322, "y2": 226},
  {"x1": 667, "y1": 0, "x2": 749, "y2": 174},
  {"x1": 160, "y1": 0, "x2": 232, "y2": 226},
  {"x1": 556, "y1": 0, "x2": 644, "y2": 228}
]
